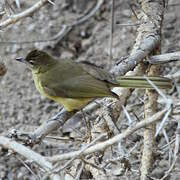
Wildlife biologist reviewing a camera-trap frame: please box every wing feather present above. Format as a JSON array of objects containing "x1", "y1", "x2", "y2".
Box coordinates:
[{"x1": 38, "y1": 61, "x2": 116, "y2": 98}]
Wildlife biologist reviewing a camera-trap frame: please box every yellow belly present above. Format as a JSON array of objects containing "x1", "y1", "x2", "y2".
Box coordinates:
[
  {"x1": 49, "y1": 96, "x2": 92, "y2": 111},
  {"x1": 32, "y1": 72, "x2": 92, "y2": 111}
]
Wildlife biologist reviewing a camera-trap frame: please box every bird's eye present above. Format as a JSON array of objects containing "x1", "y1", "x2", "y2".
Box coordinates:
[{"x1": 29, "y1": 60, "x2": 34, "y2": 65}]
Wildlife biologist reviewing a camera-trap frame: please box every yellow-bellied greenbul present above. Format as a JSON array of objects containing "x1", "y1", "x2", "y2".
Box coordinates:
[{"x1": 15, "y1": 50, "x2": 172, "y2": 111}]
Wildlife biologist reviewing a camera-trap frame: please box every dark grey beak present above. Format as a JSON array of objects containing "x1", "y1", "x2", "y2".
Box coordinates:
[{"x1": 15, "y1": 57, "x2": 26, "y2": 63}]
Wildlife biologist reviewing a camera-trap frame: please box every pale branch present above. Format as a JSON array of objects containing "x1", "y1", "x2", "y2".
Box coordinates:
[
  {"x1": 43, "y1": 133, "x2": 107, "y2": 179},
  {"x1": 147, "y1": 51, "x2": 180, "y2": 64},
  {"x1": 31, "y1": 108, "x2": 75, "y2": 143},
  {"x1": 0, "y1": 0, "x2": 52, "y2": 29},
  {"x1": 30, "y1": 102, "x2": 100, "y2": 143},
  {"x1": 47, "y1": 109, "x2": 167, "y2": 162},
  {"x1": 174, "y1": 121, "x2": 180, "y2": 160},
  {"x1": 111, "y1": 36, "x2": 160, "y2": 76},
  {"x1": 159, "y1": 122, "x2": 180, "y2": 179},
  {"x1": 140, "y1": 1, "x2": 165, "y2": 179},
  {"x1": 111, "y1": 0, "x2": 164, "y2": 76},
  {"x1": 160, "y1": 156, "x2": 178, "y2": 180},
  {"x1": 53, "y1": 133, "x2": 106, "y2": 172},
  {"x1": 0, "y1": 136, "x2": 53, "y2": 171}
]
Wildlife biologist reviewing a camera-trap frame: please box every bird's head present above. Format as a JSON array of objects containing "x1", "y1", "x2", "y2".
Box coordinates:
[{"x1": 16, "y1": 50, "x2": 56, "y2": 70}]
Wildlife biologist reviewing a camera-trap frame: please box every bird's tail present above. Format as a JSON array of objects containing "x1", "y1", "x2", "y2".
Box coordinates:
[{"x1": 116, "y1": 76, "x2": 172, "y2": 89}]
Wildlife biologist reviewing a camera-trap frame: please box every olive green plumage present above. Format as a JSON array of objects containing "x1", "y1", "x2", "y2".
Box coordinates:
[{"x1": 15, "y1": 50, "x2": 172, "y2": 111}]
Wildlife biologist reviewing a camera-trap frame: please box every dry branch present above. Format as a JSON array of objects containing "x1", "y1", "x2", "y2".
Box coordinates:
[
  {"x1": 0, "y1": 136, "x2": 53, "y2": 171},
  {"x1": 31, "y1": 108, "x2": 74, "y2": 143},
  {"x1": 148, "y1": 51, "x2": 180, "y2": 64},
  {"x1": 47, "y1": 109, "x2": 167, "y2": 162},
  {"x1": 140, "y1": 1, "x2": 165, "y2": 179},
  {"x1": 0, "y1": 0, "x2": 51, "y2": 29}
]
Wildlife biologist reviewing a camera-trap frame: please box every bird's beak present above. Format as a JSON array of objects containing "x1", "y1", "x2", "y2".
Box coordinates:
[{"x1": 15, "y1": 57, "x2": 26, "y2": 63}]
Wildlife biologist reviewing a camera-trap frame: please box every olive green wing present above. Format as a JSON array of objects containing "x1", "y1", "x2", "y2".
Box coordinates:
[
  {"x1": 79, "y1": 61, "x2": 118, "y2": 85},
  {"x1": 39, "y1": 61, "x2": 116, "y2": 98}
]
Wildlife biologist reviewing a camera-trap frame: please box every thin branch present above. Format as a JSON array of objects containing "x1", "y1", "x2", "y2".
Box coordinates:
[
  {"x1": 43, "y1": 133, "x2": 106, "y2": 179},
  {"x1": 111, "y1": 39, "x2": 160, "y2": 76},
  {"x1": 147, "y1": 51, "x2": 180, "y2": 64},
  {"x1": 163, "y1": 128, "x2": 173, "y2": 166},
  {"x1": 155, "y1": 108, "x2": 171, "y2": 137},
  {"x1": 15, "y1": 156, "x2": 40, "y2": 180},
  {"x1": 53, "y1": 133, "x2": 106, "y2": 172},
  {"x1": 47, "y1": 109, "x2": 167, "y2": 162},
  {"x1": 0, "y1": 0, "x2": 51, "y2": 29},
  {"x1": 160, "y1": 156, "x2": 178, "y2": 180},
  {"x1": 31, "y1": 108, "x2": 75, "y2": 144},
  {"x1": 75, "y1": 161, "x2": 84, "y2": 180},
  {"x1": 173, "y1": 121, "x2": 180, "y2": 159},
  {"x1": 0, "y1": 136, "x2": 53, "y2": 171}
]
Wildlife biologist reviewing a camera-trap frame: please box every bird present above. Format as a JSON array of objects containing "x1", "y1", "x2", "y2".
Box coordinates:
[{"x1": 15, "y1": 50, "x2": 172, "y2": 112}]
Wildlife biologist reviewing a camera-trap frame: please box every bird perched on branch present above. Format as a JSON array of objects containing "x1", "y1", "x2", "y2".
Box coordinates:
[{"x1": 15, "y1": 50, "x2": 172, "y2": 112}]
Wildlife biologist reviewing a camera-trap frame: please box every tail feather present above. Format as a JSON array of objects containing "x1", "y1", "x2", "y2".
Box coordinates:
[{"x1": 116, "y1": 76, "x2": 172, "y2": 89}]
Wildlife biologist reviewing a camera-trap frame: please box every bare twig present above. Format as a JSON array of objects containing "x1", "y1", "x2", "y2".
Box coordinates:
[
  {"x1": 31, "y1": 108, "x2": 75, "y2": 144},
  {"x1": 122, "y1": 105, "x2": 134, "y2": 126},
  {"x1": 75, "y1": 161, "x2": 84, "y2": 180},
  {"x1": 15, "y1": 156, "x2": 40, "y2": 180},
  {"x1": 163, "y1": 129, "x2": 172, "y2": 166},
  {"x1": 52, "y1": 133, "x2": 106, "y2": 172},
  {"x1": 0, "y1": 0, "x2": 52, "y2": 29},
  {"x1": 47, "y1": 109, "x2": 167, "y2": 162},
  {"x1": 43, "y1": 133, "x2": 106, "y2": 179},
  {"x1": 155, "y1": 108, "x2": 171, "y2": 137},
  {"x1": 158, "y1": 121, "x2": 180, "y2": 180},
  {"x1": 174, "y1": 121, "x2": 180, "y2": 160},
  {"x1": 0, "y1": 136, "x2": 53, "y2": 171},
  {"x1": 147, "y1": 51, "x2": 180, "y2": 64},
  {"x1": 160, "y1": 156, "x2": 178, "y2": 180},
  {"x1": 145, "y1": 76, "x2": 171, "y2": 106}
]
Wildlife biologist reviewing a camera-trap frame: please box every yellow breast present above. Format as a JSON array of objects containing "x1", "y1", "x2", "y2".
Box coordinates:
[{"x1": 32, "y1": 72, "x2": 92, "y2": 111}]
